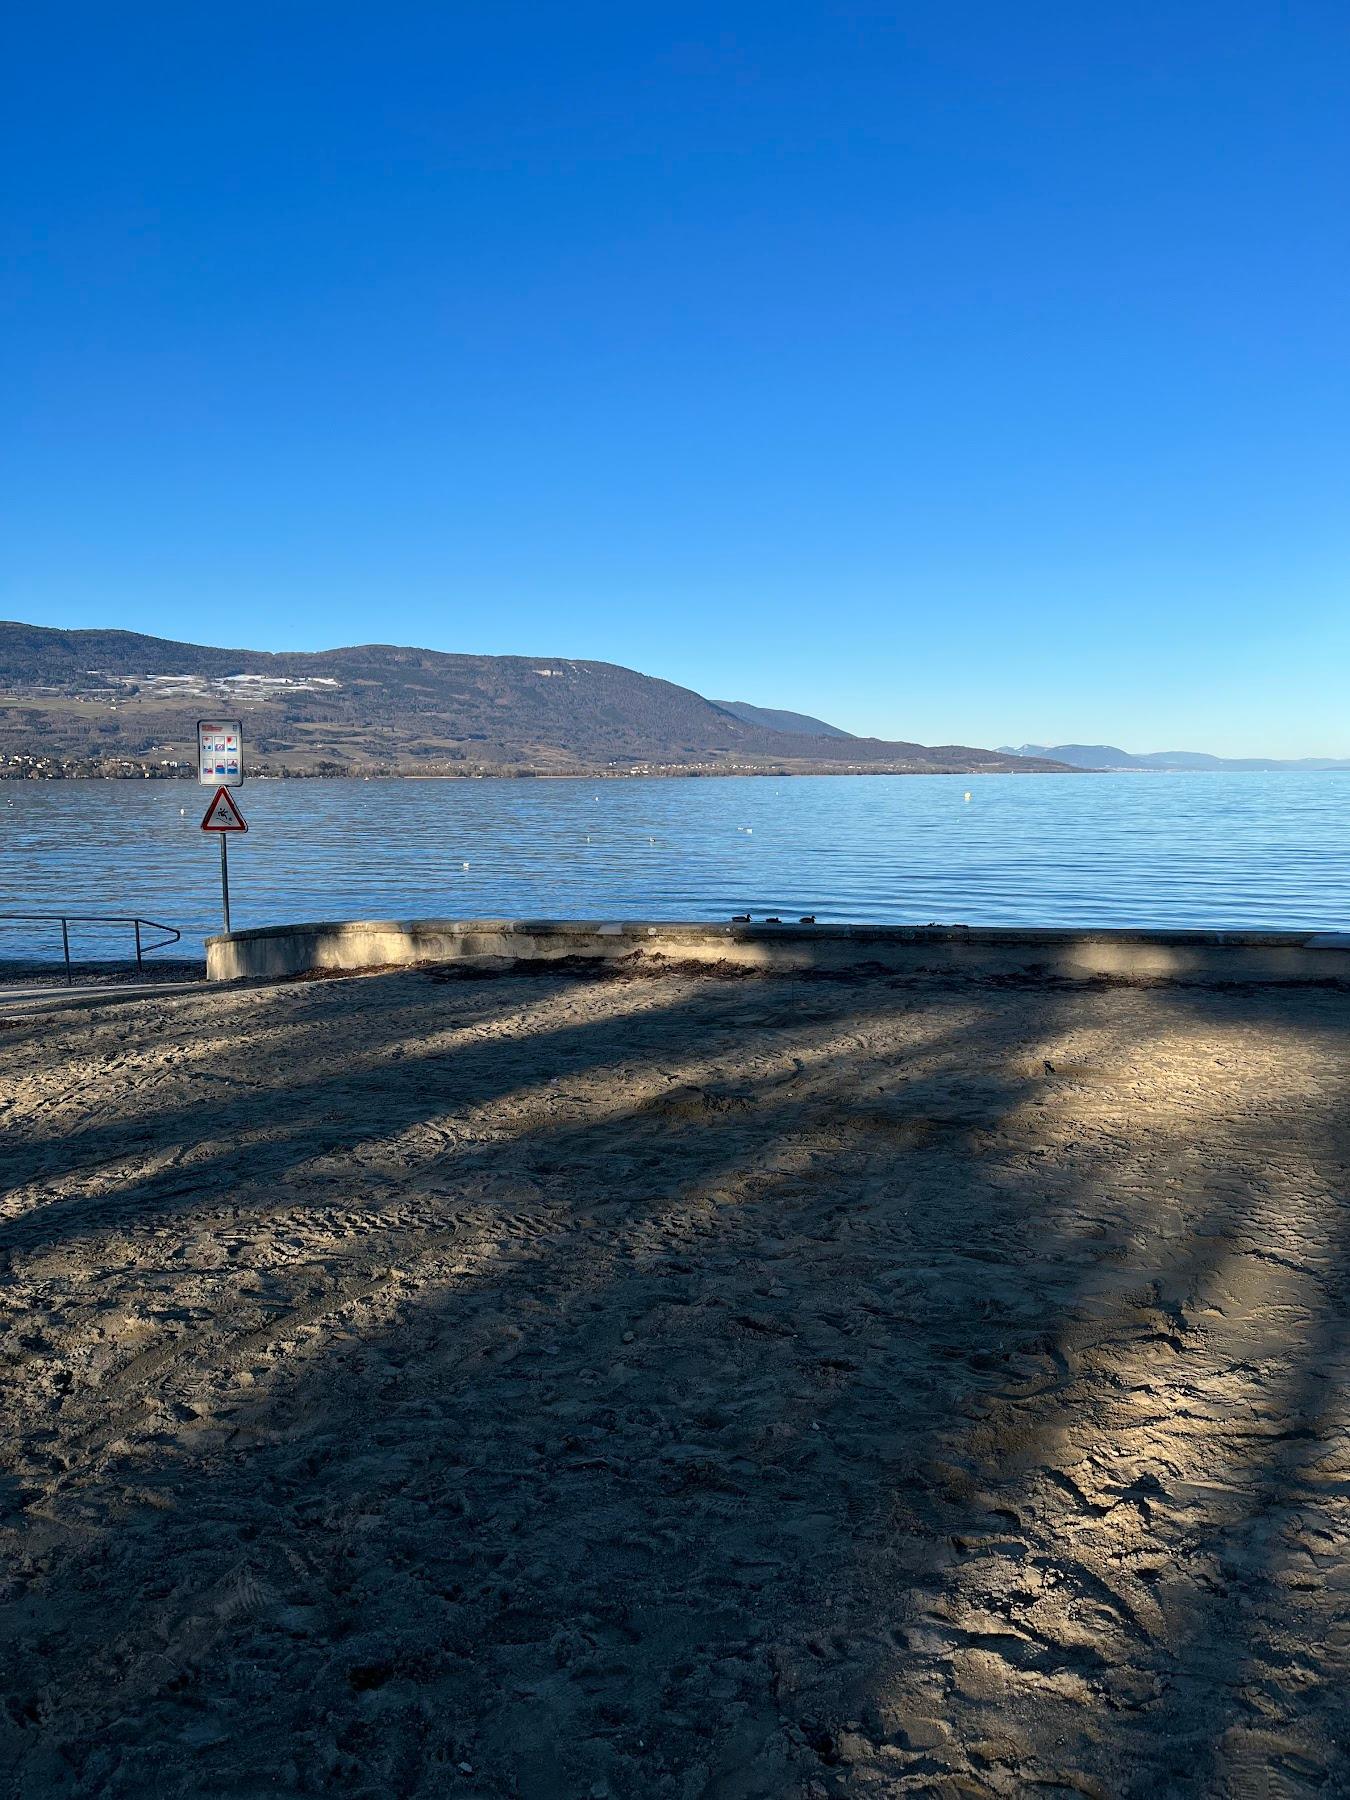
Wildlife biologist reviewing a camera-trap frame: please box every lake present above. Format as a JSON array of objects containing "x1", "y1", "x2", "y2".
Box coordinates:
[{"x1": 3, "y1": 771, "x2": 1349, "y2": 964}]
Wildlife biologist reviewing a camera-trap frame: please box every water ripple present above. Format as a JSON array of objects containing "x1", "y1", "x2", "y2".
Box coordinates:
[{"x1": 2, "y1": 771, "x2": 1349, "y2": 960}]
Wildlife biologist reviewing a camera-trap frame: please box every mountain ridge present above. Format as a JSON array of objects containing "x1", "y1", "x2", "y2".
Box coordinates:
[
  {"x1": 711, "y1": 700, "x2": 852, "y2": 739},
  {"x1": 1003, "y1": 742, "x2": 1350, "y2": 773},
  {"x1": 0, "y1": 621, "x2": 1069, "y2": 777}
]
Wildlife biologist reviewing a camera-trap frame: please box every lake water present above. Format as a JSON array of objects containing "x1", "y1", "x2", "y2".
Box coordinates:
[{"x1": 3, "y1": 772, "x2": 1349, "y2": 963}]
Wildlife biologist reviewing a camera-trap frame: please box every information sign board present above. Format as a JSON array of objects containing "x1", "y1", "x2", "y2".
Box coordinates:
[{"x1": 197, "y1": 719, "x2": 243, "y2": 787}]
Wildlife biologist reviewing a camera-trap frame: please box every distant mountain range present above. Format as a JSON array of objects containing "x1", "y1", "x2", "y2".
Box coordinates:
[
  {"x1": 0, "y1": 621, "x2": 1069, "y2": 778},
  {"x1": 1002, "y1": 743, "x2": 1350, "y2": 773}
]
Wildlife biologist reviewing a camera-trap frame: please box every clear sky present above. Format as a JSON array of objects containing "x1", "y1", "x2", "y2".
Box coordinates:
[{"x1": 4, "y1": 2, "x2": 1347, "y2": 755}]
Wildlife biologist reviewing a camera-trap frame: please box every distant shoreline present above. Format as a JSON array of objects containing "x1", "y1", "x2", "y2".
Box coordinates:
[
  {"x1": 0, "y1": 761, "x2": 1086, "y2": 783},
  {"x1": 10, "y1": 758, "x2": 1350, "y2": 784},
  {"x1": 12, "y1": 761, "x2": 1350, "y2": 783}
]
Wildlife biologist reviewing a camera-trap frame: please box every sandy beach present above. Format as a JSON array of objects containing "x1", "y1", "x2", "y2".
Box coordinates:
[{"x1": 2, "y1": 959, "x2": 1347, "y2": 1798}]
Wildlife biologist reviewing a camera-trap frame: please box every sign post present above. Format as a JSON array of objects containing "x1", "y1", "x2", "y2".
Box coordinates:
[
  {"x1": 198, "y1": 720, "x2": 246, "y2": 935},
  {"x1": 200, "y1": 787, "x2": 248, "y2": 932}
]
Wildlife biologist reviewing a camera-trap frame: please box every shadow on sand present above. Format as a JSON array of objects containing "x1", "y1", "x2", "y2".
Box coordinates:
[{"x1": 1, "y1": 960, "x2": 1347, "y2": 1797}]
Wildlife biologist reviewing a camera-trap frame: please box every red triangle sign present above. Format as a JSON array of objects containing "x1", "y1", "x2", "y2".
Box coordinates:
[{"x1": 201, "y1": 786, "x2": 248, "y2": 832}]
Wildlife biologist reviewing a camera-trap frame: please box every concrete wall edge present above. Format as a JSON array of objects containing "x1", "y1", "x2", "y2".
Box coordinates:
[{"x1": 205, "y1": 918, "x2": 1350, "y2": 985}]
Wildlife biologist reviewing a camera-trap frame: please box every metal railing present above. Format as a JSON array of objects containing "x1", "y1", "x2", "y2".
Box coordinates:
[{"x1": 0, "y1": 914, "x2": 183, "y2": 986}]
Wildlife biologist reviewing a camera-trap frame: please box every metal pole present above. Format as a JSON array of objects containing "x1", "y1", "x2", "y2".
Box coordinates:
[
  {"x1": 134, "y1": 918, "x2": 143, "y2": 972},
  {"x1": 220, "y1": 834, "x2": 232, "y2": 935},
  {"x1": 61, "y1": 917, "x2": 72, "y2": 987}
]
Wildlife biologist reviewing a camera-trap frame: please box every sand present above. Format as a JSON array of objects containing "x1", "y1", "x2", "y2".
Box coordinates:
[{"x1": 1, "y1": 960, "x2": 1347, "y2": 1798}]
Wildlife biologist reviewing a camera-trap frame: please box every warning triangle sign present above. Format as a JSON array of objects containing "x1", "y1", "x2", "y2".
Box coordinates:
[{"x1": 201, "y1": 786, "x2": 248, "y2": 832}]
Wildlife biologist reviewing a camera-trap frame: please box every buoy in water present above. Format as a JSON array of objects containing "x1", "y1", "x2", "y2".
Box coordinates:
[{"x1": 963, "y1": 792, "x2": 972, "y2": 803}]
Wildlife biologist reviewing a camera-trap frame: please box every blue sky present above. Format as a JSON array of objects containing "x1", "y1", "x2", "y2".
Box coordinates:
[{"x1": 4, "y1": 2, "x2": 1347, "y2": 755}]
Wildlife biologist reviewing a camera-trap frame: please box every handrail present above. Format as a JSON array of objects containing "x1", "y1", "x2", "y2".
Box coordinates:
[{"x1": 0, "y1": 914, "x2": 183, "y2": 986}]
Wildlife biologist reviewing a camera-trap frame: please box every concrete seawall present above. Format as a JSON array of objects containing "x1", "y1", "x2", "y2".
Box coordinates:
[{"x1": 206, "y1": 917, "x2": 1350, "y2": 984}]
